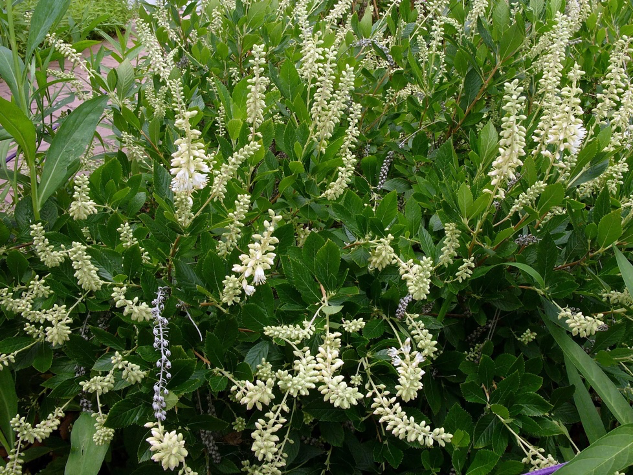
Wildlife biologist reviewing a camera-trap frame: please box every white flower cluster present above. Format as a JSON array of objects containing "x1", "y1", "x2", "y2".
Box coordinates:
[
  {"x1": 388, "y1": 338, "x2": 425, "y2": 402},
  {"x1": 170, "y1": 111, "x2": 211, "y2": 193},
  {"x1": 146, "y1": 424, "x2": 189, "y2": 471},
  {"x1": 521, "y1": 447, "x2": 558, "y2": 471},
  {"x1": 404, "y1": 313, "x2": 439, "y2": 359},
  {"x1": 517, "y1": 329, "x2": 537, "y2": 344},
  {"x1": 30, "y1": 223, "x2": 65, "y2": 267},
  {"x1": 45, "y1": 33, "x2": 94, "y2": 78},
  {"x1": 111, "y1": 351, "x2": 146, "y2": 384},
  {"x1": 594, "y1": 36, "x2": 632, "y2": 124},
  {"x1": 44, "y1": 304, "x2": 73, "y2": 346},
  {"x1": 210, "y1": 141, "x2": 261, "y2": 201},
  {"x1": 558, "y1": 307, "x2": 605, "y2": 338},
  {"x1": 465, "y1": 0, "x2": 489, "y2": 32},
  {"x1": 509, "y1": 181, "x2": 547, "y2": 215},
  {"x1": 218, "y1": 194, "x2": 250, "y2": 257},
  {"x1": 325, "y1": 0, "x2": 353, "y2": 24},
  {"x1": 368, "y1": 234, "x2": 396, "y2": 270},
  {"x1": 532, "y1": 13, "x2": 571, "y2": 153},
  {"x1": 322, "y1": 102, "x2": 362, "y2": 200},
  {"x1": 47, "y1": 68, "x2": 91, "y2": 101},
  {"x1": 69, "y1": 242, "x2": 103, "y2": 291},
  {"x1": 250, "y1": 402, "x2": 289, "y2": 465},
  {"x1": 439, "y1": 223, "x2": 460, "y2": 266},
  {"x1": 602, "y1": 289, "x2": 632, "y2": 307},
  {"x1": 174, "y1": 192, "x2": 195, "y2": 228},
  {"x1": 578, "y1": 157, "x2": 629, "y2": 198},
  {"x1": 399, "y1": 257, "x2": 433, "y2": 300},
  {"x1": 264, "y1": 321, "x2": 315, "y2": 343},
  {"x1": 112, "y1": 286, "x2": 153, "y2": 322},
  {"x1": 136, "y1": 21, "x2": 176, "y2": 82},
  {"x1": 92, "y1": 413, "x2": 115, "y2": 445},
  {"x1": 10, "y1": 408, "x2": 65, "y2": 445},
  {"x1": 223, "y1": 210, "x2": 282, "y2": 303},
  {"x1": 81, "y1": 373, "x2": 115, "y2": 395},
  {"x1": 316, "y1": 330, "x2": 363, "y2": 409},
  {"x1": 314, "y1": 64, "x2": 355, "y2": 153},
  {"x1": 117, "y1": 223, "x2": 150, "y2": 262},
  {"x1": 456, "y1": 257, "x2": 475, "y2": 283},
  {"x1": 545, "y1": 63, "x2": 586, "y2": 162},
  {"x1": 276, "y1": 347, "x2": 320, "y2": 397},
  {"x1": 232, "y1": 378, "x2": 275, "y2": 411},
  {"x1": 370, "y1": 385, "x2": 452, "y2": 446},
  {"x1": 342, "y1": 318, "x2": 366, "y2": 332},
  {"x1": 607, "y1": 82, "x2": 633, "y2": 151},
  {"x1": 489, "y1": 80, "x2": 527, "y2": 189},
  {"x1": 246, "y1": 44, "x2": 269, "y2": 137}
]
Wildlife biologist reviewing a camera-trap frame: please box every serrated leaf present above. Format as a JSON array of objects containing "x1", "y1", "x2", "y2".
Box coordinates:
[
  {"x1": 105, "y1": 397, "x2": 150, "y2": 429},
  {"x1": 467, "y1": 449, "x2": 500, "y2": 474},
  {"x1": 363, "y1": 319, "x2": 385, "y2": 339},
  {"x1": 461, "y1": 381, "x2": 487, "y2": 404},
  {"x1": 245, "y1": 341, "x2": 270, "y2": 372},
  {"x1": 315, "y1": 240, "x2": 340, "y2": 291},
  {"x1": 597, "y1": 210, "x2": 622, "y2": 249},
  {"x1": 65, "y1": 413, "x2": 109, "y2": 474}
]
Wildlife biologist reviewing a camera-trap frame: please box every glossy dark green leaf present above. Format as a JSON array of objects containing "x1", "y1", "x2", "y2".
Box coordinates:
[{"x1": 65, "y1": 412, "x2": 109, "y2": 474}]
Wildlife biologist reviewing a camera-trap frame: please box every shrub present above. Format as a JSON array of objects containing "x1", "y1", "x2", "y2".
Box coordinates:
[{"x1": 0, "y1": 0, "x2": 632, "y2": 474}]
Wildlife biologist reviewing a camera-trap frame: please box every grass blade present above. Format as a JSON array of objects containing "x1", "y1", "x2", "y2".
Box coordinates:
[{"x1": 565, "y1": 356, "x2": 606, "y2": 443}]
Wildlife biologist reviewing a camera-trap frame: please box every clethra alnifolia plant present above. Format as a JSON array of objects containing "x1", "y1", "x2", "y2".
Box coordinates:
[{"x1": 0, "y1": 0, "x2": 632, "y2": 474}]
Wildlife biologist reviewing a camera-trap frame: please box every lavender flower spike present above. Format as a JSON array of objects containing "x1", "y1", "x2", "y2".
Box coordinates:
[
  {"x1": 524, "y1": 463, "x2": 567, "y2": 475},
  {"x1": 151, "y1": 287, "x2": 170, "y2": 421}
]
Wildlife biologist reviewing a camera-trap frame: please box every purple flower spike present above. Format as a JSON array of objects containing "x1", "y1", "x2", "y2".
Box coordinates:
[{"x1": 524, "y1": 463, "x2": 567, "y2": 475}]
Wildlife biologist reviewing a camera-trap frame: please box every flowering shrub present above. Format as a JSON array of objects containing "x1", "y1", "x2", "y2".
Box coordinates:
[{"x1": 0, "y1": 0, "x2": 632, "y2": 474}]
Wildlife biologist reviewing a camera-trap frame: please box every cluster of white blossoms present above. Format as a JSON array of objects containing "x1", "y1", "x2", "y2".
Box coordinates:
[
  {"x1": 314, "y1": 64, "x2": 355, "y2": 152},
  {"x1": 369, "y1": 384, "x2": 452, "y2": 447},
  {"x1": 342, "y1": 317, "x2": 366, "y2": 332},
  {"x1": 368, "y1": 234, "x2": 397, "y2": 271},
  {"x1": 136, "y1": 21, "x2": 176, "y2": 82},
  {"x1": 117, "y1": 223, "x2": 150, "y2": 262},
  {"x1": 2, "y1": 408, "x2": 66, "y2": 475},
  {"x1": 532, "y1": 13, "x2": 571, "y2": 153},
  {"x1": 92, "y1": 412, "x2": 115, "y2": 445},
  {"x1": 81, "y1": 373, "x2": 115, "y2": 395},
  {"x1": 69, "y1": 242, "x2": 103, "y2": 291},
  {"x1": 545, "y1": 63, "x2": 586, "y2": 162},
  {"x1": 174, "y1": 192, "x2": 195, "y2": 228},
  {"x1": 45, "y1": 33, "x2": 95, "y2": 79},
  {"x1": 217, "y1": 194, "x2": 250, "y2": 257},
  {"x1": 578, "y1": 156, "x2": 630, "y2": 198},
  {"x1": 170, "y1": 110, "x2": 211, "y2": 193},
  {"x1": 322, "y1": 102, "x2": 362, "y2": 200},
  {"x1": 521, "y1": 446, "x2": 558, "y2": 471},
  {"x1": 47, "y1": 68, "x2": 92, "y2": 101},
  {"x1": 488, "y1": 80, "x2": 527, "y2": 190},
  {"x1": 558, "y1": 307, "x2": 605, "y2": 338},
  {"x1": 111, "y1": 351, "x2": 147, "y2": 384},
  {"x1": 404, "y1": 313, "x2": 439, "y2": 359},
  {"x1": 30, "y1": 223, "x2": 66, "y2": 267},
  {"x1": 508, "y1": 181, "x2": 547, "y2": 215},
  {"x1": 276, "y1": 347, "x2": 320, "y2": 397},
  {"x1": 222, "y1": 210, "x2": 282, "y2": 303},
  {"x1": 112, "y1": 286, "x2": 153, "y2": 322},
  {"x1": 145, "y1": 423, "x2": 189, "y2": 471},
  {"x1": 44, "y1": 304, "x2": 73, "y2": 346},
  {"x1": 594, "y1": 36, "x2": 632, "y2": 124},
  {"x1": 388, "y1": 338, "x2": 425, "y2": 402},
  {"x1": 439, "y1": 223, "x2": 460, "y2": 266},
  {"x1": 465, "y1": 0, "x2": 489, "y2": 33},
  {"x1": 210, "y1": 141, "x2": 261, "y2": 201},
  {"x1": 232, "y1": 378, "x2": 275, "y2": 411},
  {"x1": 264, "y1": 321, "x2": 315, "y2": 343},
  {"x1": 250, "y1": 402, "x2": 289, "y2": 467},
  {"x1": 456, "y1": 257, "x2": 475, "y2": 283},
  {"x1": 517, "y1": 329, "x2": 537, "y2": 344},
  {"x1": 399, "y1": 257, "x2": 434, "y2": 300},
  {"x1": 246, "y1": 44, "x2": 269, "y2": 137},
  {"x1": 316, "y1": 330, "x2": 364, "y2": 409},
  {"x1": 601, "y1": 289, "x2": 632, "y2": 307}
]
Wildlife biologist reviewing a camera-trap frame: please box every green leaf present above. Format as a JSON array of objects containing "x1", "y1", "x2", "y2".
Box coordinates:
[
  {"x1": 457, "y1": 183, "x2": 473, "y2": 218},
  {"x1": 613, "y1": 246, "x2": 633, "y2": 296},
  {"x1": 314, "y1": 240, "x2": 341, "y2": 291},
  {"x1": 554, "y1": 424, "x2": 633, "y2": 475},
  {"x1": 39, "y1": 95, "x2": 108, "y2": 209},
  {"x1": 65, "y1": 412, "x2": 109, "y2": 474},
  {"x1": 105, "y1": 397, "x2": 151, "y2": 429},
  {"x1": 241, "y1": 303, "x2": 271, "y2": 331},
  {"x1": 7, "y1": 250, "x2": 28, "y2": 282},
  {"x1": 467, "y1": 449, "x2": 500, "y2": 475},
  {"x1": 565, "y1": 356, "x2": 606, "y2": 443},
  {"x1": 478, "y1": 121, "x2": 498, "y2": 162},
  {"x1": 0, "y1": 96, "x2": 36, "y2": 168},
  {"x1": 514, "y1": 393, "x2": 553, "y2": 416},
  {"x1": 32, "y1": 343, "x2": 53, "y2": 373},
  {"x1": 542, "y1": 305, "x2": 632, "y2": 425},
  {"x1": 596, "y1": 210, "x2": 622, "y2": 249},
  {"x1": 227, "y1": 118, "x2": 243, "y2": 141},
  {"x1": 478, "y1": 355, "x2": 495, "y2": 388},
  {"x1": 503, "y1": 262, "x2": 545, "y2": 289},
  {"x1": 319, "y1": 422, "x2": 344, "y2": 447},
  {"x1": 0, "y1": 368, "x2": 17, "y2": 450},
  {"x1": 375, "y1": 190, "x2": 398, "y2": 226},
  {"x1": 0, "y1": 46, "x2": 25, "y2": 102},
  {"x1": 245, "y1": 341, "x2": 270, "y2": 372},
  {"x1": 215, "y1": 318, "x2": 239, "y2": 350},
  {"x1": 382, "y1": 443, "x2": 404, "y2": 469},
  {"x1": 363, "y1": 319, "x2": 385, "y2": 339},
  {"x1": 537, "y1": 183, "x2": 565, "y2": 215},
  {"x1": 166, "y1": 359, "x2": 196, "y2": 389},
  {"x1": 26, "y1": 0, "x2": 72, "y2": 59},
  {"x1": 461, "y1": 380, "x2": 487, "y2": 404},
  {"x1": 490, "y1": 404, "x2": 509, "y2": 420}
]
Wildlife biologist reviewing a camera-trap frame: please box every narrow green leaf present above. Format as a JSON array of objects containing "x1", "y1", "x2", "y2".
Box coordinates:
[
  {"x1": 65, "y1": 412, "x2": 109, "y2": 474},
  {"x1": 457, "y1": 183, "x2": 473, "y2": 218},
  {"x1": 38, "y1": 95, "x2": 108, "y2": 208},
  {"x1": 503, "y1": 262, "x2": 545, "y2": 289},
  {"x1": 0, "y1": 46, "x2": 25, "y2": 101},
  {"x1": 0, "y1": 96, "x2": 36, "y2": 167},
  {"x1": 565, "y1": 356, "x2": 606, "y2": 443},
  {"x1": 26, "y1": 0, "x2": 72, "y2": 60},
  {"x1": 554, "y1": 424, "x2": 633, "y2": 475},
  {"x1": 613, "y1": 246, "x2": 633, "y2": 296},
  {"x1": 0, "y1": 368, "x2": 17, "y2": 450},
  {"x1": 542, "y1": 308, "x2": 632, "y2": 425}
]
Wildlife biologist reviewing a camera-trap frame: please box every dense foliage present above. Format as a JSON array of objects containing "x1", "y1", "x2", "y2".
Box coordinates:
[{"x1": 0, "y1": 0, "x2": 632, "y2": 474}]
